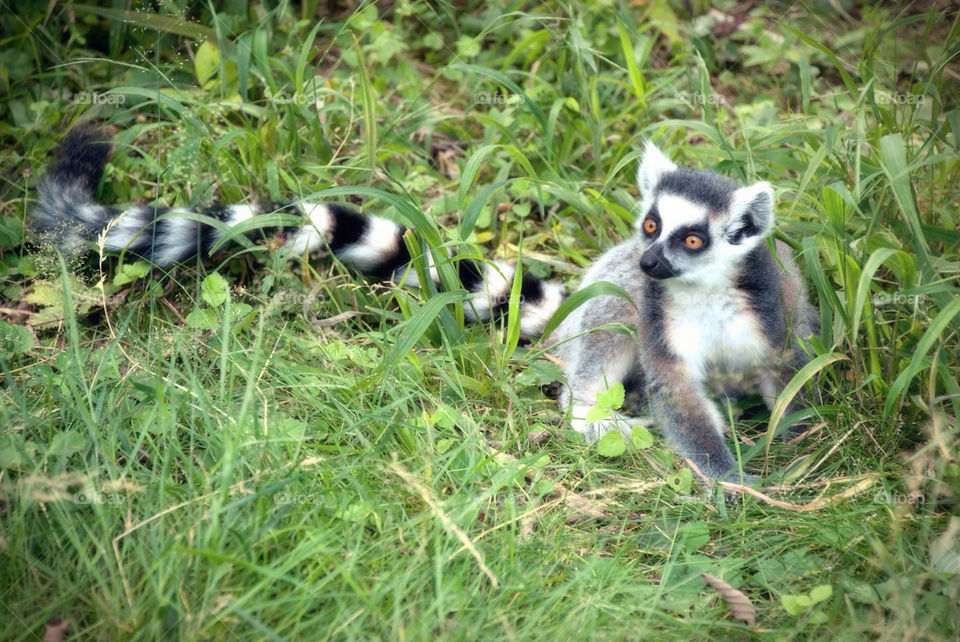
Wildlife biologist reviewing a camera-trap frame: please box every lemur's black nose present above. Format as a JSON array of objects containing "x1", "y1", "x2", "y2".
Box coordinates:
[
  {"x1": 640, "y1": 252, "x2": 659, "y2": 272},
  {"x1": 640, "y1": 247, "x2": 674, "y2": 279}
]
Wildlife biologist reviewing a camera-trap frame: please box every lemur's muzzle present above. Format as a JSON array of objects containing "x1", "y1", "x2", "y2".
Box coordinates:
[{"x1": 640, "y1": 245, "x2": 676, "y2": 279}]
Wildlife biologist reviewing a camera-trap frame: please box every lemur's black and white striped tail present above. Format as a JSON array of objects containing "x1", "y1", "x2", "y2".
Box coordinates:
[{"x1": 33, "y1": 126, "x2": 565, "y2": 336}]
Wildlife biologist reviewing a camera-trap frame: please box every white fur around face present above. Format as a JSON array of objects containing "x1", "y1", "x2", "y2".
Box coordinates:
[
  {"x1": 664, "y1": 181, "x2": 774, "y2": 285},
  {"x1": 652, "y1": 187, "x2": 774, "y2": 287},
  {"x1": 654, "y1": 193, "x2": 709, "y2": 238}
]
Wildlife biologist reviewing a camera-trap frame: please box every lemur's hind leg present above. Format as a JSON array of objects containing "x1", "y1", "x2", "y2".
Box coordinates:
[
  {"x1": 763, "y1": 245, "x2": 821, "y2": 440},
  {"x1": 620, "y1": 366, "x2": 650, "y2": 415},
  {"x1": 761, "y1": 336, "x2": 818, "y2": 441}
]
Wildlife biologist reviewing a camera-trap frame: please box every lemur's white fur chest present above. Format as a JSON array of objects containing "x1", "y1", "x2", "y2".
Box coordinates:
[{"x1": 662, "y1": 283, "x2": 769, "y2": 377}]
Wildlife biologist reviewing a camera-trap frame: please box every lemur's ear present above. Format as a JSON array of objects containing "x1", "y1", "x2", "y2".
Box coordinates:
[
  {"x1": 725, "y1": 181, "x2": 774, "y2": 245},
  {"x1": 636, "y1": 142, "x2": 676, "y2": 206}
]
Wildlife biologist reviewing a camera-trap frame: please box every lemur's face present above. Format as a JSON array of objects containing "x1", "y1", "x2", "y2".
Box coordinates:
[{"x1": 635, "y1": 143, "x2": 775, "y2": 284}]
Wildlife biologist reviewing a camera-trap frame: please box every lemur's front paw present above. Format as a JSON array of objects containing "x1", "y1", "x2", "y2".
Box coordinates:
[
  {"x1": 570, "y1": 413, "x2": 652, "y2": 444},
  {"x1": 571, "y1": 417, "x2": 619, "y2": 443},
  {"x1": 685, "y1": 454, "x2": 758, "y2": 485},
  {"x1": 720, "y1": 469, "x2": 759, "y2": 486}
]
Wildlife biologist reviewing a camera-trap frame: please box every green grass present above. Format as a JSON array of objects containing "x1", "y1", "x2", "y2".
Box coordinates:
[{"x1": 1, "y1": 1, "x2": 959, "y2": 639}]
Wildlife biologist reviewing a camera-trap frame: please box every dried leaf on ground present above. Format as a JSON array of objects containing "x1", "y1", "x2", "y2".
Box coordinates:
[{"x1": 702, "y1": 573, "x2": 756, "y2": 626}]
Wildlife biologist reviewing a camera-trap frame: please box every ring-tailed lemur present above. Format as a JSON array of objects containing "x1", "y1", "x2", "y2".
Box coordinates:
[
  {"x1": 33, "y1": 127, "x2": 817, "y2": 481},
  {"x1": 548, "y1": 142, "x2": 819, "y2": 481},
  {"x1": 31, "y1": 126, "x2": 566, "y2": 337}
]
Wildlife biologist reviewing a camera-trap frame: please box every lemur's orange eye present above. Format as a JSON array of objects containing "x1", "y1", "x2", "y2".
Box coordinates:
[
  {"x1": 643, "y1": 218, "x2": 658, "y2": 234},
  {"x1": 684, "y1": 234, "x2": 704, "y2": 249}
]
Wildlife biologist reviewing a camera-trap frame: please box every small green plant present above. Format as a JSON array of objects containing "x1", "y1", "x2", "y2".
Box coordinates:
[
  {"x1": 184, "y1": 271, "x2": 253, "y2": 330},
  {"x1": 0, "y1": 318, "x2": 33, "y2": 361},
  {"x1": 781, "y1": 585, "x2": 833, "y2": 623},
  {"x1": 112, "y1": 260, "x2": 151, "y2": 286},
  {"x1": 589, "y1": 382, "x2": 655, "y2": 457}
]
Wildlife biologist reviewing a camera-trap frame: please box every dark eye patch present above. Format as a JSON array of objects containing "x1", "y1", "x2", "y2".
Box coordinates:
[
  {"x1": 669, "y1": 223, "x2": 711, "y2": 252},
  {"x1": 642, "y1": 205, "x2": 662, "y2": 239}
]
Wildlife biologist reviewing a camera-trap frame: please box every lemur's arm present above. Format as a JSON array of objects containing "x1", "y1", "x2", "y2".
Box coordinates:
[{"x1": 644, "y1": 364, "x2": 743, "y2": 481}]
